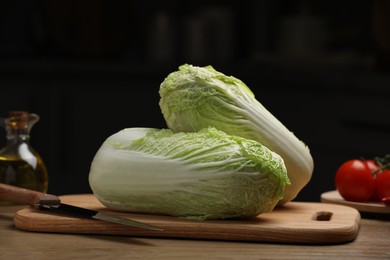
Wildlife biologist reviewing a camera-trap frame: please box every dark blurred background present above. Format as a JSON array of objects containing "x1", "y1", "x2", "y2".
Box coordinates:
[{"x1": 0, "y1": 0, "x2": 389, "y2": 201}]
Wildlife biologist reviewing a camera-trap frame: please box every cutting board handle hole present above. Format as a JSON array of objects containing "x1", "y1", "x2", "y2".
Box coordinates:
[{"x1": 312, "y1": 211, "x2": 333, "y2": 221}]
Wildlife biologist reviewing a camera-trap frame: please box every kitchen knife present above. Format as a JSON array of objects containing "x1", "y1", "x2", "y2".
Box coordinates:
[{"x1": 0, "y1": 183, "x2": 163, "y2": 231}]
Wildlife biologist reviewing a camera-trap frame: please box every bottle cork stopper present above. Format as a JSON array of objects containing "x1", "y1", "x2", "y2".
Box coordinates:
[{"x1": 8, "y1": 111, "x2": 29, "y2": 129}]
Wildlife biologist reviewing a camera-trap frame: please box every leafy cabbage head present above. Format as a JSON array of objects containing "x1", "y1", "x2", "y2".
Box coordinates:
[
  {"x1": 89, "y1": 127, "x2": 289, "y2": 220},
  {"x1": 159, "y1": 64, "x2": 314, "y2": 204}
]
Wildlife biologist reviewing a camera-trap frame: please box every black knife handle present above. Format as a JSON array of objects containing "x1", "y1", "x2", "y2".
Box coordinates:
[{"x1": 0, "y1": 183, "x2": 60, "y2": 206}]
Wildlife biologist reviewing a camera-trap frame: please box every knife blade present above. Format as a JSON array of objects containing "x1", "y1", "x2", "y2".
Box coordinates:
[{"x1": 0, "y1": 183, "x2": 163, "y2": 231}]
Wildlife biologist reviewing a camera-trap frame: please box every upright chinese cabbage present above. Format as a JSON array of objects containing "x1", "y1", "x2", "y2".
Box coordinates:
[
  {"x1": 159, "y1": 64, "x2": 314, "y2": 204},
  {"x1": 89, "y1": 127, "x2": 289, "y2": 220}
]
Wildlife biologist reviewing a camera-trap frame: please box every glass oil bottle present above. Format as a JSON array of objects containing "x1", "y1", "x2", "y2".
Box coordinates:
[{"x1": 0, "y1": 111, "x2": 48, "y2": 205}]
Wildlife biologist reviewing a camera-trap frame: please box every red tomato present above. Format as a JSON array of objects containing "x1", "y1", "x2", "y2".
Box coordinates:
[
  {"x1": 376, "y1": 170, "x2": 390, "y2": 201},
  {"x1": 366, "y1": 159, "x2": 380, "y2": 171},
  {"x1": 366, "y1": 160, "x2": 382, "y2": 202},
  {"x1": 335, "y1": 159, "x2": 376, "y2": 202},
  {"x1": 382, "y1": 196, "x2": 390, "y2": 206}
]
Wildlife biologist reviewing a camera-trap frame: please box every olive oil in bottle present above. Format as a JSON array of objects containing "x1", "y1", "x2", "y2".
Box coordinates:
[{"x1": 0, "y1": 111, "x2": 48, "y2": 205}]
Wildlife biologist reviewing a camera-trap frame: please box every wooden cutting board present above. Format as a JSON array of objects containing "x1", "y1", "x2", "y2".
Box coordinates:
[
  {"x1": 14, "y1": 194, "x2": 360, "y2": 244},
  {"x1": 321, "y1": 190, "x2": 390, "y2": 215}
]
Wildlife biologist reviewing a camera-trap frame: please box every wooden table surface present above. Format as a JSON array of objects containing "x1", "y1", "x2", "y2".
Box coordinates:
[{"x1": 1, "y1": 204, "x2": 389, "y2": 260}]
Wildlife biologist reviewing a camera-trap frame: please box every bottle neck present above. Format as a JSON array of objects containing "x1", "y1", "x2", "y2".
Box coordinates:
[
  {"x1": 0, "y1": 111, "x2": 37, "y2": 161},
  {"x1": 0, "y1": 127, "x2": 32, "y2": 160},
  {"x1": 1, "y1": 111, "x2": 36, "y2": 145},
  {"x1": 5, "y1": 128, "x2": 30, "y2": 145}
]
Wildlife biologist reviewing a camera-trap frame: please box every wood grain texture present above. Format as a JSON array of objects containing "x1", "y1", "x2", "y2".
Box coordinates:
[
  {"x1": 321, "y1": 190, "x2": 390, "y2": 214},
  {"x1": 13, "y1": 194, "x2": 360, "y2": 244}
]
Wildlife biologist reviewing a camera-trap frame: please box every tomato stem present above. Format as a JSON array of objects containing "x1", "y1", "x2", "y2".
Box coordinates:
[{"x1": 374, "y1": 154, "x2": 390, "y2": 172}]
